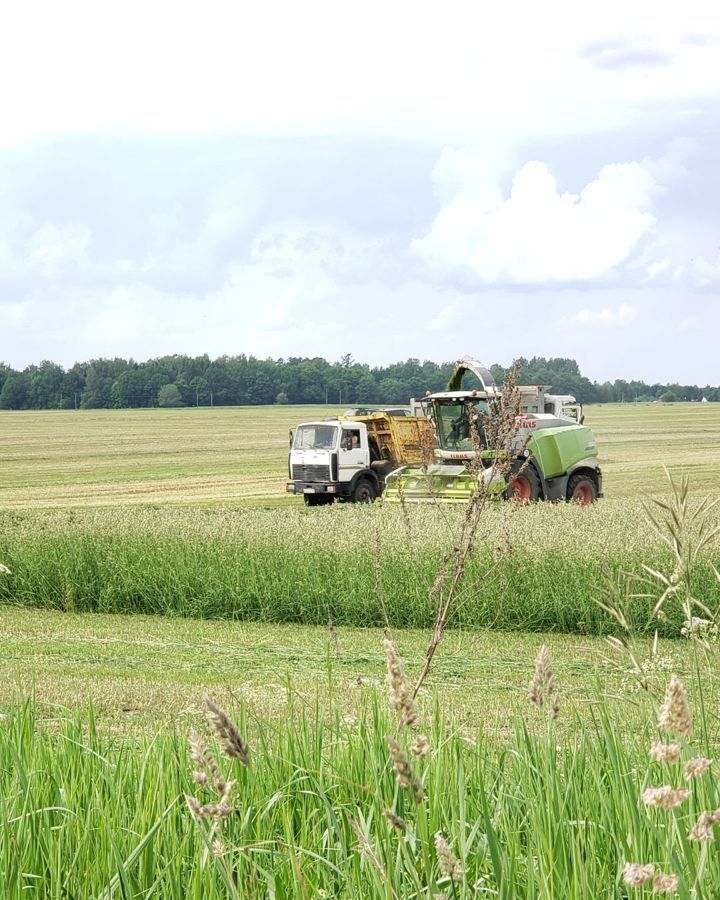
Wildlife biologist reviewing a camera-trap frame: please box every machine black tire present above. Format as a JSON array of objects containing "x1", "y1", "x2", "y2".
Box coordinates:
[
  {"x1": 352, "y1": 478, "x2": 377, "y2": 503},
  {"x1": 567, "y1": 473, "x2": 598, "y2": 505},
  {"x1": 304, "y1": 494, "x2": 332, "y2": 506},
  {"x1": 506, "y1": 465, "x2": 541, "y2": 502}
]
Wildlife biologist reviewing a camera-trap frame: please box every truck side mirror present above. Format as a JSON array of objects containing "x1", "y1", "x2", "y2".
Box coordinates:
[{"x1": 289, "y1": 429, "x2": 293, "y2": 448}]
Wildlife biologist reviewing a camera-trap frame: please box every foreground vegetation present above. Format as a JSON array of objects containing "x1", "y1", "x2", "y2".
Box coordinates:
[{"x1": 2, "y1": 637, "x2": 719, "y2": 897}]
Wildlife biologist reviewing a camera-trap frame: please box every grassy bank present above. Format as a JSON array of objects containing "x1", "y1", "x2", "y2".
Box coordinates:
[{"x1": 1, "y1": 500, "x2": 718, "y2": 634}]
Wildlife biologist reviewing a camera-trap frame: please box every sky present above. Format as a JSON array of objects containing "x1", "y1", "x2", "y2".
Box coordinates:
[{"x1": 1, "y1": 0, "x2": 720, "y2": 385}]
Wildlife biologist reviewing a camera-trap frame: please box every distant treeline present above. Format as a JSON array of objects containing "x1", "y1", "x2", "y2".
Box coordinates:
[{"x1": 0, "y1": 354, "x2": 716, "y2": 410}]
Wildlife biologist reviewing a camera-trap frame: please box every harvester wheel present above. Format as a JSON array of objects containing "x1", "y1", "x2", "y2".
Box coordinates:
[
  {"x1": 352, "y1": 478, "x2": 377, "y2": 503},
  {"x1": 507, "y1": 466, "x2": 541, "y2": 502},
  {"x1": 567, "y1": 474, "x2": 597, "y2": 505}
]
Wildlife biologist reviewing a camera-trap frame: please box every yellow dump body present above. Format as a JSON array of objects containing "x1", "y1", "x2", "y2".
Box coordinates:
[{"x1": 338, "y1": 413, "x2": 435, "y2": 467}]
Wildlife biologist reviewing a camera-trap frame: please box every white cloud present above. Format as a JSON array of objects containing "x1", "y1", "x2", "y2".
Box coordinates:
[
  {"x1": 562, "y1": 303, "x2": 639, "y2": 326},
  {"x1": 413, "y1": 158, "x2": 660, "y2": 285},
  {"x1": 26, "y1": 222, "x2": 92, "y2": 276},
  {"x1": 686, "y1": 254, "x2": 720, "y2": 288},
  {"x1": 1, "y1": 1, "x2": 719, "y2": 148},
  {"x1": 0, "y1": 300, "x2": 30, "y2": 326},
  {"x1": 428, "y1": 299, "x2": 469, "y2": 332}
]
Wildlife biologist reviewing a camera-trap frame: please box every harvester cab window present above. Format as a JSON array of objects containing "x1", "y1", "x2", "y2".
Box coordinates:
[
  {"x1": 437, "y1": 401, "x2": 490, "y2": 450},
  {"x1": 294, "y1": 424, "x2": 338, "y2": 451}
]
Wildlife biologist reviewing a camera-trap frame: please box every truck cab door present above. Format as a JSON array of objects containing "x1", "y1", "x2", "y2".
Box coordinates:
[{"x1": 338, "y1": 427, "x2": 368, "y2": 482}]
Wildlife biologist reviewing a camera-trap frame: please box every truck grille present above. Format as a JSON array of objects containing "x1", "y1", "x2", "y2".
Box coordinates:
[{"x1": 292, "y1": 464, "x2": 330, "y2": 482}]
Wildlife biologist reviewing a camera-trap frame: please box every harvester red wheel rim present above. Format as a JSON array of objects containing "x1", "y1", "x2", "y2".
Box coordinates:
[
  {"x1": 510, "y1": 475, "x2": 532, "y2": 502},
  {"x1": 573, "y1": 483, "x2": 594, "y2": 505}
]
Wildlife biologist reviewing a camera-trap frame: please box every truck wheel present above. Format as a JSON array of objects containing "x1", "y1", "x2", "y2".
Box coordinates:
[
  {"x1": 352, "y1": 478, "x2": 377, "y2": 503},
  {"x1": 506, "y1": 466, "x2": 541, "y2": 502},
  {"x1": 567, "y1": 474, "x2": 597, "y2": 505}
]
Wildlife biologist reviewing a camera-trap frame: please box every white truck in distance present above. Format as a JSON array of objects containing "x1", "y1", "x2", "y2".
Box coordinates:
[{"x1": 286, "y1": 412, "x2": 433, "y2": 505}]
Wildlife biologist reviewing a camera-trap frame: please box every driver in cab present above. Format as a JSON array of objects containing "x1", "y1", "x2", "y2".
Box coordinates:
[{"x1": 342, "y1": 432, "x2": 361, "y2": 450}]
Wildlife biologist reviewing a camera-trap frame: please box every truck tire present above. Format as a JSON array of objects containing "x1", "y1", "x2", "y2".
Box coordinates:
[
  {"x1": 506, "y1": 466, "x2": 541, "y2": 502},
  {"x1": 352, "y1": 478, "x2": 377, "y2": 503},
  {"x1": 567, "y1": 473, "x2": 597, "y2": 505}
]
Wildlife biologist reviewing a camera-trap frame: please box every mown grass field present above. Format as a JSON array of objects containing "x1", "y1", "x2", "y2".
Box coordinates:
[
  {"x1": 2, "y1": 403, "x2": 720, "y2": 897},
  {"x1": 1, "y1": 401, "x2": 720, "y2": 507}
]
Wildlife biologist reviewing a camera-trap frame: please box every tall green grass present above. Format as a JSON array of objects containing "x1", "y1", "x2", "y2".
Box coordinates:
[
  {"x1": 1, "y1": 501, "x2": 719, "y2": 634},
  {"x1": 2, "y1": 674, "x2": 719, "y2": 898}
]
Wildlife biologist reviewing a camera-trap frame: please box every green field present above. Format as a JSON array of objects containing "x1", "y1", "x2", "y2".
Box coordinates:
[
  {"x1": 2, "y1": 401, "x2": 720, "y2": 507},
  {"x1": 2, "y1": 403, "x2": 720, "y2": 897}
]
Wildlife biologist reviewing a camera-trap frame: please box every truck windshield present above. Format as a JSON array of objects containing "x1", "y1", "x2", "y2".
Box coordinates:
[
  {"x1": 293, "y1": 424, "x2": 338, "y2": 451},
  {"x1": 436, "y1": 400, "x2": 490, "y2": 450}
]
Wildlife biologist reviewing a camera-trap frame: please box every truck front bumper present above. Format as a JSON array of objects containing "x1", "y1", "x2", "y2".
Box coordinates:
[{"x1": 286, "y1": 482, "x2": 339, "y2": 495}]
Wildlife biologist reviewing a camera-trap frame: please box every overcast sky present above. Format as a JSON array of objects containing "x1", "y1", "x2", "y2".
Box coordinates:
[{"x1": 1, "y1": 0, "x2": 719, "y2": 384}]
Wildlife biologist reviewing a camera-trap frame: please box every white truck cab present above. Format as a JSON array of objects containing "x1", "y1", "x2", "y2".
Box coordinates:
[
  {"x1": 287, "y1": 420, "x2": 377, "y2": 505},
  {"x1": 517, "y1": 386, "x2": 584, "y2": 424}
]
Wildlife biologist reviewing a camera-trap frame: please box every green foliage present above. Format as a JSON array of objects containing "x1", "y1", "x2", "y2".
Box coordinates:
[
  {"x1": 0, "y1": 352, "x2": 715, "y2": 409},
  {"x1": 0, "y1": 374, "x2": 29, "y2": 409},
  {"x1": 158, "y1": 383, "x2": 184, "y2": 408}
]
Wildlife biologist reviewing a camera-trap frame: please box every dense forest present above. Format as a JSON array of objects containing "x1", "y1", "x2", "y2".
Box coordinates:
[{"x1": 0, "y1": 354, "x2": 715, "y2": 410}]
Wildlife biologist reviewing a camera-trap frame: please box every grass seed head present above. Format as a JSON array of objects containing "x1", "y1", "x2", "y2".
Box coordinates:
[
  {"x1": 184, "y1": 780, "x2": 235, "y2": 822},
  {"x1": 189, "y1": 728, "x2": 226, "y2": 794},
  {"x1": 387, "y1": 735, "x2": 424, "y2": 802},
  {"x1": 684, "y1": 757, "x2": 712, "y2": 779},
  {"x1": 649, "y1": 742, "x2": 681, "y2": 763},
  {"x1": 383, "y1": 808, "x2": 407, "y2": 831},
  {"x1": 642, "y1": 785, "x2": 690, "y2": 810},
  {"x1": 623, "y1": 863, "x2": 656, "y2": 887},
  {"x1": 383, "y1": 639, "x2": 417, "y2": 727},
  {"x1": 184, "y1": 793, "x2": 204, "y2": 819},
  {"x1": 528, "y1": 645, "x2": 560, "y2": 718},
  {"x1": 205, "y1": 698, "x2": 250, "y2": 766},
  {"x1": 652, "y1": 871, "x2": 679, "y2": 893},
  {"x1": 688, "y1": 811, "x2": 719, "y2": 841},
  {"x1": 411, "y1": 734, "x2": 430, "y2": 759},
  {"x1": 658, "y1": 674, "x2": 692, "y2": 737},
  {"x1": 434, "y1": 832, "x2": 464, "y2": 883}
]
